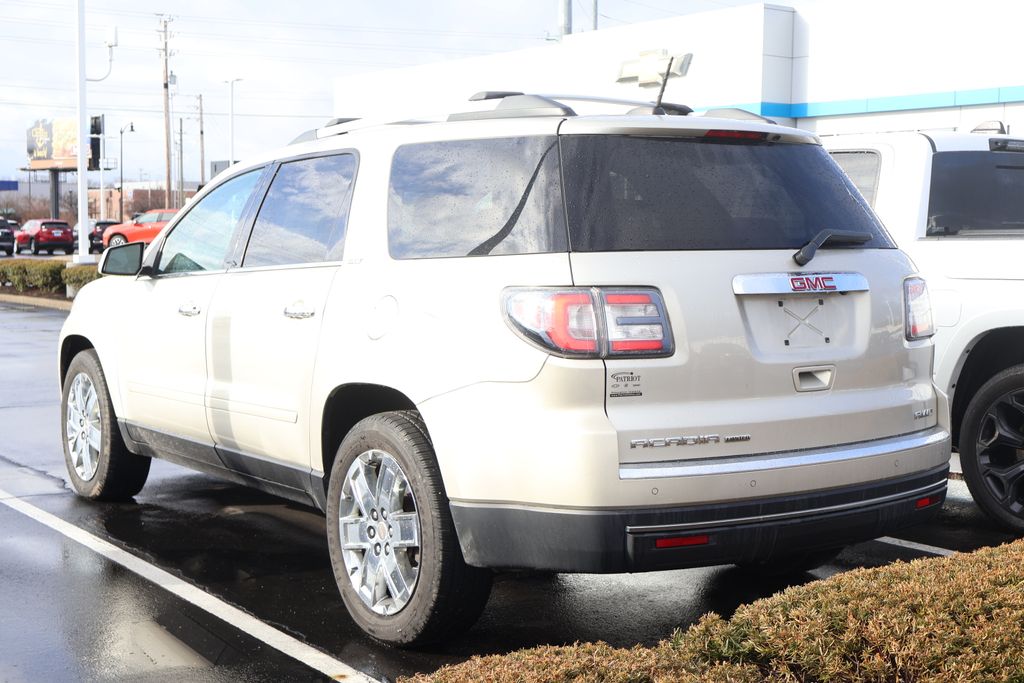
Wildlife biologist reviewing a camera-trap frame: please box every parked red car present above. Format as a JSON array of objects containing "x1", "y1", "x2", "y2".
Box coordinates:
[
  {"x1": 102, "y1": 209, "x2": 177, "y2": 248},
  {"x1": 16, "y1": 219, "x2": 74, "y2": 255}
]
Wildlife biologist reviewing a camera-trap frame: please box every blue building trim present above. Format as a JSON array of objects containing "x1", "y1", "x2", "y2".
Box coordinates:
[{"x1": 699, "y1": 86, "x2": 1024, "y2": 120}]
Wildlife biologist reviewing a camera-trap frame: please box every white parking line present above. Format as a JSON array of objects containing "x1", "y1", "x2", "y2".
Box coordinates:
[
  {"x1": 876, "y1": 536, "x2": 956, "y2": 557},
  {"x1": 0, "y1": 487, "x2": 378, "y2": 683}
]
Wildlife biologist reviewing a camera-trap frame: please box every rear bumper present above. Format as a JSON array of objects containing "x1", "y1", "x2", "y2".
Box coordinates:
[{"x1": 450, "y1": 463, "x2": 948, "y2": 572}]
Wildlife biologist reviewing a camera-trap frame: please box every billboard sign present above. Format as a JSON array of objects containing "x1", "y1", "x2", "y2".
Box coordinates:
[{"x1": 26, "y1": 118, "x2": 92, "y2": 171}]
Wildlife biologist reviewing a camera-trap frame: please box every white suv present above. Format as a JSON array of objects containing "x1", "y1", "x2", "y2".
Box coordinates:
[
  {"x1": 827, "y1": 131, "x2": 1024, "y2": 532},
  {"x1": 59, "y1": 94, "x2": 950, "y2": 646}
]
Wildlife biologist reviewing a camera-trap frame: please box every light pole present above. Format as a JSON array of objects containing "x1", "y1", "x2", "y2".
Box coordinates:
[
  {"x1": 225, "y1": 78, "x2": 242, "y2": 165},
  {"x1": 119, "y1": 122, "x2": 134, "y2": 222}
]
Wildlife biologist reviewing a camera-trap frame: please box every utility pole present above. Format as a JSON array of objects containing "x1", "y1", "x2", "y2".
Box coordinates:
[
  {"x1": 178, "y1": 118, "x2": 184, "y2": 207},
  {"x1": 197, "y1": 94, "x2": 206, "y2": 185},
  {"x1": 560, "y1": 0, "x2": 572, "y2": 37},
  {"x1": 158, "y1": 15, "x2": 173, "y2": 210}
]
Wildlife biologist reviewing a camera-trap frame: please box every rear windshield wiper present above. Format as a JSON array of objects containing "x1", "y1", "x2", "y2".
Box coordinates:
[{"x1": 793, "y1": 229, "x2": 873, "y2": 266}]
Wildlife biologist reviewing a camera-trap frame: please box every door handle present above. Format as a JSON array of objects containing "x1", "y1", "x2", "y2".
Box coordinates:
[
  {"x1": 178, "y1": 302, "x2": 201, "y2": 317},
  {"x1": 283, "y1": 304, "x2": 315, "y2": 320}
]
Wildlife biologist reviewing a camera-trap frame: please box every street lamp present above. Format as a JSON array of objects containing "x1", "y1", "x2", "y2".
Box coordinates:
[
  {"x1": 119, "y1": 122, "x2": 134, "y2": 222},
  {"x1": 225, "y1": 78, "x2": 242, "y2": 165}
]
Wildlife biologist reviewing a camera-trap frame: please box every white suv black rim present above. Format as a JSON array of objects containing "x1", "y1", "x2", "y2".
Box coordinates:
[
  {"x1": 976, "y1": 390, "x2": 1024, "y2": 516},
  {"x1": 339, "y1": 449, "x2": 420, "y2": 615},
  {"x1": 66, "y1": 372, "x2": 101, "y2": 481}
]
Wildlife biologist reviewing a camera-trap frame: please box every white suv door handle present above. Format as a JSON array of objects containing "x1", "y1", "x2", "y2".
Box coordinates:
[
  {"x1": 178, "y1": 302, "x2": 201, "y2": 317},
  {"x1": 283, "y1": 304, "x2": 315, "y2": 320}
]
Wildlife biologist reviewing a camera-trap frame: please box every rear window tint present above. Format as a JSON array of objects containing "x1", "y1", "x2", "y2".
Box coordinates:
[
  {"x1": 388, "y1": 136, "x2": 567, "y2": 259},
  {"x1": 927, "y1": 151, "x2": 1024, "y2": 236},
  {"x1": 560, "y1": 135, "x2": 892, "y2": 252}
]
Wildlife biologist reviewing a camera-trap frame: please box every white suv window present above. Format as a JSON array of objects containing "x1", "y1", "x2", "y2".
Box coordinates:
[
  {"x1": 243, "y1": 153, "x2": 357, "y2": 267},
  {"x1": 387, "y1": 136, "x2": 567, "y2": 259},
  {"x1": 157, "y1": 170, "x2": 262, "y2": 275}
]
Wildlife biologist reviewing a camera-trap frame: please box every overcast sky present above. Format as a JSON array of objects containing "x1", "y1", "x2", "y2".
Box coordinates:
[{"x1": 1, "y1": 0, "x2": 755, "y2": 185}]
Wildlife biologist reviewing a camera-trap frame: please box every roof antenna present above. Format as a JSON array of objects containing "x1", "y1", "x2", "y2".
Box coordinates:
[{"x1": 653, "y1": 56, "x2": 674, "y2": 114}]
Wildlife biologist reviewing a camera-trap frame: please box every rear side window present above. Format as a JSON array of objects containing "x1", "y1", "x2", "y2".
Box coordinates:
[
  {"x1": 560, "y1": 136, "x2": 892, "y2": 252},
  {"x1": 388, "y1": 136, "x2": 567, "y2": 259},
  {"x1": 927, "y1": 151, "x2": 1024, "y2": 236},
  {"x1": 830, "y1": 150, "x2": 881, "y2": 207},
  {"x1": 244, "y1": 153, "x2": 357, "y2": 267}
]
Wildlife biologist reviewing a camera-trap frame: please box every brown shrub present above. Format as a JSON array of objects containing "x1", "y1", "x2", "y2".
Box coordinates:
[{"x1": 404, "y1": 540, "x2": 1024, "y2": 683}]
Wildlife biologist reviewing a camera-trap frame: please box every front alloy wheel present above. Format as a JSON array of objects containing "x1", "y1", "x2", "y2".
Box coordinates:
[
  {"x1": 65, "y1": 373, "x2": 102, "y2": 481},
  {"x1": 108, "y1": 234, "x2": 127, "y2": 247},
  {"x1": 962, "y1": 364, "x2": 1024, "y2": 532}
]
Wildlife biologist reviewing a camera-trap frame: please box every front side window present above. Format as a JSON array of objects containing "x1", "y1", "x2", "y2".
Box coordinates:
[
  {"x1": 927, "y1": 151, "x2": 1024, "y2": 236},
  {"x1": 560, "y1": 135, "x2": 892, "y2": 252},
  {"x1": 243, "y1": 153, "x2": 356, "y2": 268},
  {"x1": 138, "y1": 213, "x2": 159, "y2": 224},
  {"x1": 388, "y1": 136, "x2": 567, "y2": 259},
  {"x1": 157, "y1": 170, "x2": 262, "y2": 275}
]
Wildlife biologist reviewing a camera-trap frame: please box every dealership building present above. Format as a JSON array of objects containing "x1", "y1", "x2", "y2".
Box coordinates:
[{"x1": 333, "y1": 0, "x2": 1024, "y2": 137}]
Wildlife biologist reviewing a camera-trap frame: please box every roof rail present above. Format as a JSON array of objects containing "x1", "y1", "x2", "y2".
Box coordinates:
[
  {"x1": 700, "y1": 108, "x2": 777, "y2": 125},
  {"x1": 542, "y1": 94, "x2": 692, "y2": 116},
  {"x1": 448, "y1": 94, "x2": 576, "y2": 122}
]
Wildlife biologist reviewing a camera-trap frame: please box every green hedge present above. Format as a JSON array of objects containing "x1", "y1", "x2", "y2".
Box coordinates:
[
  {"x1": 406, "y1": 539, "x2": 1024, "y2": 682},
  {"x1": 0, "y1": 259, "x2": 66, "y2": 293},
  {"x1": 62, "y1": 264, "x2": 100, "y2": 289}
]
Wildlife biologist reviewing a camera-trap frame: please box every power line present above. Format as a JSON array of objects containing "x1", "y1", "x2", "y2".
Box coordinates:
[
  {"x1": 0, "y1": 99, "x2": 331, "y2": 119},
  {"x1": 1, "y1": 1, "x2": 545, "y2": 40}
]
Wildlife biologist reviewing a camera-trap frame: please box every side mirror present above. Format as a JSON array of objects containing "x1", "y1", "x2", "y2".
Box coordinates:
[{"x1": 100, "y1": 242, "x2": 146, "y2": 276}]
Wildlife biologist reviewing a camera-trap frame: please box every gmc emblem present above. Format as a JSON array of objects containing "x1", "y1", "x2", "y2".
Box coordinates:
[{"x1": 790, "y1": 276, "x2": 837, "y2": 292}]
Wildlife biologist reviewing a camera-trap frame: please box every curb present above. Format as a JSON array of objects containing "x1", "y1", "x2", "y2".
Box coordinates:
[{"x1": 0, "y1": 292, "x2": 72, "y2": 311}]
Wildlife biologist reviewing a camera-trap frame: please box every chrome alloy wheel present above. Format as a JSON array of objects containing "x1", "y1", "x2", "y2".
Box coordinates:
[
  {"x1": 976, "y1": 390, "x2": 1024, "y2": 516},
  {"x1": 66, "y1": 372, "x2": 101, "y2": 481},
  {"x1": 339, "y1": 449, "x2": 421, "y2": 615}
]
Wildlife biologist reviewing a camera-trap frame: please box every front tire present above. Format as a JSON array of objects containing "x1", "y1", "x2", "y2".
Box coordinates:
[
  {"x1": 326, "y1": 410, "x2": 492, "y2": 646},
  {"x1": 961, "y1": 365, "x2": 1024, "y2": 532},
  {"x1": 61, "y1": 350, "x2": 151, "y2": 500},
  {"x1": 107, "y1": 234, "x2": 127, "y2": 248}
]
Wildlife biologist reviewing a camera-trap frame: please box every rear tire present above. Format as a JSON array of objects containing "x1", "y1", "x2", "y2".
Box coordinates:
[
  {"x1": 326, "y1": 410, "x2": 492, "y2": 646},
  {"x1": 61, "y1": 350, "x2": 151, "y2": 500},
  {"x1": 961, "y1": 364, "x2": 1024, "y2": 533}
]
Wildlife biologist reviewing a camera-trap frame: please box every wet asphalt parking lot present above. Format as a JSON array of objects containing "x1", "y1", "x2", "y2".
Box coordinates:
[{"x1": 0, "y1": 302, "x2": 1018, "y2": 682}]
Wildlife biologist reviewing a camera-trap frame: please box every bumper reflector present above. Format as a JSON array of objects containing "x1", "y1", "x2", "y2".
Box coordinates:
[{"x1": 655, "y1": 534, "x2": 710, "y2": 549}]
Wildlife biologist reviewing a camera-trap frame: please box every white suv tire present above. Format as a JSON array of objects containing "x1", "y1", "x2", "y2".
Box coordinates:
[
  {"x1": 325, "y1": 410, "x2": 492, "y2": 646},
  {"x1": 960, "y1": 364, "x2": 1024, "y2": 532},
  {"x1": 61, "y1": 350, "x2": 151, "y2": 500}
]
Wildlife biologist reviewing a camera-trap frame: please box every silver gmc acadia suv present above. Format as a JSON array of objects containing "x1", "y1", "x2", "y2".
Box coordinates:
[{"x1": 58, "y1": 93, "x2": 951, "y2": 646}]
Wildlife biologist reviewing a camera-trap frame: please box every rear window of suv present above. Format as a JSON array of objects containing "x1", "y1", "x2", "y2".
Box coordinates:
[
  {"x1": 926, "y1": 151, "x2": 1024, "y2": 236},
  {"x1": 561, "y1": 135, "x2": 892, "y2": 252}
]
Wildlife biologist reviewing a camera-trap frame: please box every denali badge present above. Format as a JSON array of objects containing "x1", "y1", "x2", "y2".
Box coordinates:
[{"x1": 630, "y1": 434, "x2": 751, "y2": 448}]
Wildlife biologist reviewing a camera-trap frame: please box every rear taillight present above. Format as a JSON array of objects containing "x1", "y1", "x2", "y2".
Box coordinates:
[
  {"x1": 904, "y1": 276, "x2": 934, "y2": 341},
  {"x1": 503, "y1": 287, "x2": 673, "y2": 358}
]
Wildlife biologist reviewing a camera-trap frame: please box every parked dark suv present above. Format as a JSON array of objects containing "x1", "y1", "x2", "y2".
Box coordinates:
[{"x1": 0, "y1": 220, "x2": 14, "y2": 256}]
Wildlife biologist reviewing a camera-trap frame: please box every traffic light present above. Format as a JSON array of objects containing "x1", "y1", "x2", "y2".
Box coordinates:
[{"x1": 88, "y1": 115, "x2": 104, "y2": 170}]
